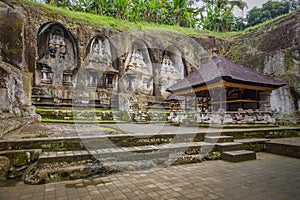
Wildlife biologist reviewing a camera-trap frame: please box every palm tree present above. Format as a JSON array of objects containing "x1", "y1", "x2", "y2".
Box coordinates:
[
  {"x1": 199, "y1": 0, "x2": 247, "y2": 31},
  {"x1": 172, "y1": 0, "x2": 195, "y2": 26}
]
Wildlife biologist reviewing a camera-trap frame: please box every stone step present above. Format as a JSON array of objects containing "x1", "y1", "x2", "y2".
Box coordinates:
[
  {"x1": 0, "y1": 149, "x2": 42, "y2": 166},
  {"x1": 204, "y1": 136, "x2": 234, "y2": 143},
  {"x1": 265, "y1": 138, "x2": 300, "y2": 158},
  {"x1": 235, "y1": 138, "x2": 270, "y2": 152},
  {"x1": 215, "y1": 142, "x2": 244, "y2": 153},
  {"x1": 222, "y1": 150, "x2": 256, "y2": 162},
  {"x1": 0, "y1": 133, "x2": 206, "y2": 151},
  {"x1": 38, "y1": 142, "x2": 215, "y2": 163}
]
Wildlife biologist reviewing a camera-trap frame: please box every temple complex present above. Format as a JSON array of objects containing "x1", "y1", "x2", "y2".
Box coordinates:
[
  {"x1": 167, "y1": 56, "x2": 286, "y2": 124},
  {"x1": 1, "y1": 0, "x2": 298, "y2": 125},
  {"x1": 29, "y1": 22, "x2": 287, "y2": 124}
]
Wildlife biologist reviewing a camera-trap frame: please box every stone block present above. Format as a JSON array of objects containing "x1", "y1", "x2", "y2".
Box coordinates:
[{"x1": 222, "y1": 150, "x2": 256, "y2": 162}]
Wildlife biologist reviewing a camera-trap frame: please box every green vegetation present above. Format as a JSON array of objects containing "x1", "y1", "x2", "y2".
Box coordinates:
[
  {"x1": 22, "y1": 0, "x2": 241, "y2": 37},
  {"x1": 36, "y1": 108, "x2": 120, "y2": 113},
  {"x1": 78, "y1": 126, "x2": 114, "y2": 131},
  {"x1": 41, "y1": 118, "x2": 126, "y2": 123},
  {"x1": 21, "y1": 0, "x2": 298, "y2": 39},
  {"x1": 243, "y1": 143, "x2": 265, "y2": 152},
  {"x1": 200, "y1": 0, "x2": 247, "y2": 32},
  {"x1": 238, "y1": 9, "x2": 298, "y2": 35},
  {"x1": 20, "y1": 0, "x2": 299, "y2": 40},
  {"x1": 246, "y1": 0, "x2": 291, "y2": 28}
]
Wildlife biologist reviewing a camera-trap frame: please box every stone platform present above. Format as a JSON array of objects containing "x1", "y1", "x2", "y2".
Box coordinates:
[
  {"x1": 265, "y1": 137, "x2": 300, "y2": 158},
  {"x1": 0, "y1": 124, "x2": 299, "y2": 185}
]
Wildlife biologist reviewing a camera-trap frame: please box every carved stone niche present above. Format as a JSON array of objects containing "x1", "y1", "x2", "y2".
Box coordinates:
[
  {"x1": 36, "y1": 22, "x2": 78, "y2": 87},
  {"x1": 160, "y1": 46, "x2": 185, "y2": 98},
  {"x1": 83, "y1": 36, "x2": 118, "y2": 90},
  {"x1": 123, "y1": 40, "x2": 153, "y2": 96},
  {"x1": 87, "y1": 69, "x2": 98, "y2": 88}
]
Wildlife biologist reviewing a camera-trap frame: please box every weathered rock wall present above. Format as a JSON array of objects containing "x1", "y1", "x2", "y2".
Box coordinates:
[
  {"x1": 227, "y1": 10, "x2": 300, "y2": 114},
  {"x1": 2, "y1": 0, "x2": 299, "y2": 117},
  {"x1": 0, "y1": 1, "x2": 38, "y2": 117},
  {"x1": 20, "y1": 2, "x2": 229, "y2": 76},
  {"x1": 1, "y1": 0, "x2": 231, "y2": 113}
]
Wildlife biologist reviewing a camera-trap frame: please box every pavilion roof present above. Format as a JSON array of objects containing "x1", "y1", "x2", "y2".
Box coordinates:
[
  {"x1": 165, "y1": 94, "x2": 185, "y2": 101},
  {"x1": 166, "y1": 56, "x2": 286, "y2": 93}
]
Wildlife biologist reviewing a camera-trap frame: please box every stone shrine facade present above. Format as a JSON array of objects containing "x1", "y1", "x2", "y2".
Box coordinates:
[{"x1": 32, "y1": 22, "x2": 192, "y2": 112}]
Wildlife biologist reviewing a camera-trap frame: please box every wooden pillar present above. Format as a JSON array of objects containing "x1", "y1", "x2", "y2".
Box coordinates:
[
  {"x1": 256, "y1": 90, "x2": 259, "y2": 109},
  {"x1": 240, "y1": 88, "x2": 243, "y2": 109},
  {"x1": 219, "y1": 88, "x2": 223, "y2": 109}
]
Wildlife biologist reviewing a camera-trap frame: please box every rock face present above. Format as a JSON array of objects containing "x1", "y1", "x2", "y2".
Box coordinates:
[
  {"x1": 1, "y1": 0, "x2": 298, "y2": 118},
  {"x1": 0, "y1": 0, "x2": 230, "y2": 113},
  {"x1": 0, "y1": 1, "x2": 38, "y2": 118},
  {"x1": 0, "y1": 156, "x2": 10, "y2": 181},
  {"x1": 0, "y1": 1, "x2": 24, "y2": 69},
  {"x1": 0, "y1": 61, "x2": 35, "y2": 117},
  {"x1": 227, "y1": 10, "x2": 300, "y2": 114}
]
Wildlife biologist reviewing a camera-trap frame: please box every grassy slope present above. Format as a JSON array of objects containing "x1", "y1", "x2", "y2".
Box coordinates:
[
  {"x1": 240, "y1": 8, "x2": 300, "y2": 35},
  {"x1": 14, "y1": 1, "x2": 299, "y2": 41},
  {"x1": 20, "y1": 0, "x2": 237, "y2": 39}
]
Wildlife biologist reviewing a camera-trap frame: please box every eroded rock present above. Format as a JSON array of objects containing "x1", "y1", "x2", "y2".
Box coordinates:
[{"x1": 0, "y1": 156, "x2": 10, "y2": 181}]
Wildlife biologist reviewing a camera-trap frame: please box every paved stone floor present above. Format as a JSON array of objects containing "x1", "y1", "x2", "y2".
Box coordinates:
[{"x1": 0, "y1": 153, "x2": 299, "y2": 200}]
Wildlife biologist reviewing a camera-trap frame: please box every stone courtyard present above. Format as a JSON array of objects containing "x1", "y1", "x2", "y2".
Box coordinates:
[
  {"x1": 0, "y1": 153, "x2": 299, "y2": 200},
  {"x1": 0, "y1": 0, "x2": 300, "y2": 199}
]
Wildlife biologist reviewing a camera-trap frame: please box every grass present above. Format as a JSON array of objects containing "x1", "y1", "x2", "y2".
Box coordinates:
[
  {"x1": 20, "y1": 0, "x2": 238, "y2": 39},
  {"x1": 14, "y1": 0, "x2": 300, "y2": 40},
  {"x1": 77, "y1": 126, "x2": 114, "y2": 131},
  {"x1": 238, "y1": 8, "x2": 300, "y2": 35},
  {"x1": 36, "y1": 108, "x2": 121, "y2": 113},
  {"x1": 41, "y1": 118, "x2": 126, "y2": 123}
]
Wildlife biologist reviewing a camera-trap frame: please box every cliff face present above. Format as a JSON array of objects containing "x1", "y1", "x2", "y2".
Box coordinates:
[
  {"x1": 1, "y1": 0, "x2": 299, "y2": 116},
  {"x1": 0, "y1": 0, "x2": 231, "y2": 114},
  {"x1": 227, "y1": 10, "x2": 300, "y2": 114},
  {"x1": 0, "y1": 1, "x2": 36, "y2": 117}
]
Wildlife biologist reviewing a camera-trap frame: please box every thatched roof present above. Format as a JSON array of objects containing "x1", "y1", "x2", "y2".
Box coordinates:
[{"x1": 167, "y1": 56, "x2": 286, "y2": 92}]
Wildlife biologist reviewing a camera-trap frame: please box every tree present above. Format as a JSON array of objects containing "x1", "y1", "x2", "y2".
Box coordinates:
[
  {"x1": 172, "y1": 0, "x2": 193, "y2": 26},
  {"x1": 199, "y1": 0, "x2": 247, "y2": 32},
  {"x1": 246, "y1": 0, "x2": 290, "y2": 28},
  {"x1": 284, "y1": 0, "x2": 300, "y2": 11}
]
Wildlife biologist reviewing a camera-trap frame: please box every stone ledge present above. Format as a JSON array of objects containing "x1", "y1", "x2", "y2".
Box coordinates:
[{"x1": 222, "y1": 150, "x2": 256, "y2": 162}]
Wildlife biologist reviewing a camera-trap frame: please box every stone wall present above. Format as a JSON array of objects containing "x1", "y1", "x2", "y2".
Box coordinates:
[
  {"x1": 0, "y1": 0, "x2": 231, "y2": 113},
  {"x1": 227, "y1": 10, "x2": 300, "y2": 114},
  {"x1": 0, "y1": 1, "x2": 36, "y2": 117},
  {"x1": 2, "y1": 0, "x2": 298, "y2": 118}
]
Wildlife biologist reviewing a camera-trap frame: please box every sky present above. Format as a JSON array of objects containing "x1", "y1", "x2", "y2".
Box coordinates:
[
  {"x1": 243, "y1": 0, "x2": 270, "y2": 13},
  {"x1": 194, "y1": 0, "x2": 272, "y2": 17},
  {"x1": 233, "y1": 0, "x2": 270, "y2": 17}
]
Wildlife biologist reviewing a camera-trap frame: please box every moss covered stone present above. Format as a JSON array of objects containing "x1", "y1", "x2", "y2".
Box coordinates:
[{"x1": 0, "y1": 156, "x2": 10, "y2": 181}]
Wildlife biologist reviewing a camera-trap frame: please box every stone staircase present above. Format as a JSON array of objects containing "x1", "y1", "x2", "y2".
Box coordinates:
[
  {"x1": 205, "y1": 135, "x2": 256, "y2": 162},
  {"x1": 0, "y1": 131, "x2": 263, "y2": 184}
]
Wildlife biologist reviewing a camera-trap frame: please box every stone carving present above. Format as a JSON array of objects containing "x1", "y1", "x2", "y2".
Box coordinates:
[
  {"x1": 36, "y1": 23, "x2": 77, "y2": 87},
  {"x1": 159, "y1": 47, "x2": 185, "y2": 98},
  {"x1": 159, "y1": 55, "x2": 181, "y2": 97},
  {"x1": 192, "y1": 107, "x2": 276, "y2": 124},
  {"x1": 83, "y1": 36, "x2": 117, "y2": 89},
  {"x1": 86, "y1": 37, "x2": 111, "y2": 67},
  {"x1": 119, "y1": 42, "x2": 154, "y2": 112},
  {"x1": 125, "y1": 48, "x2": 153, "y2": 95}
]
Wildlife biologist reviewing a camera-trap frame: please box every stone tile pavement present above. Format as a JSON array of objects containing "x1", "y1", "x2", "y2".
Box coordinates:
[{"x1": 0, "y1": 153, "x2": 299, "y2": 200}]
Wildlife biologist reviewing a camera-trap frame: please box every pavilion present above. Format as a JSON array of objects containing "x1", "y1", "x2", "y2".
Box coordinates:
[{"x1": 166, "y1": 56, "x2": 286, "y2": 124}]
